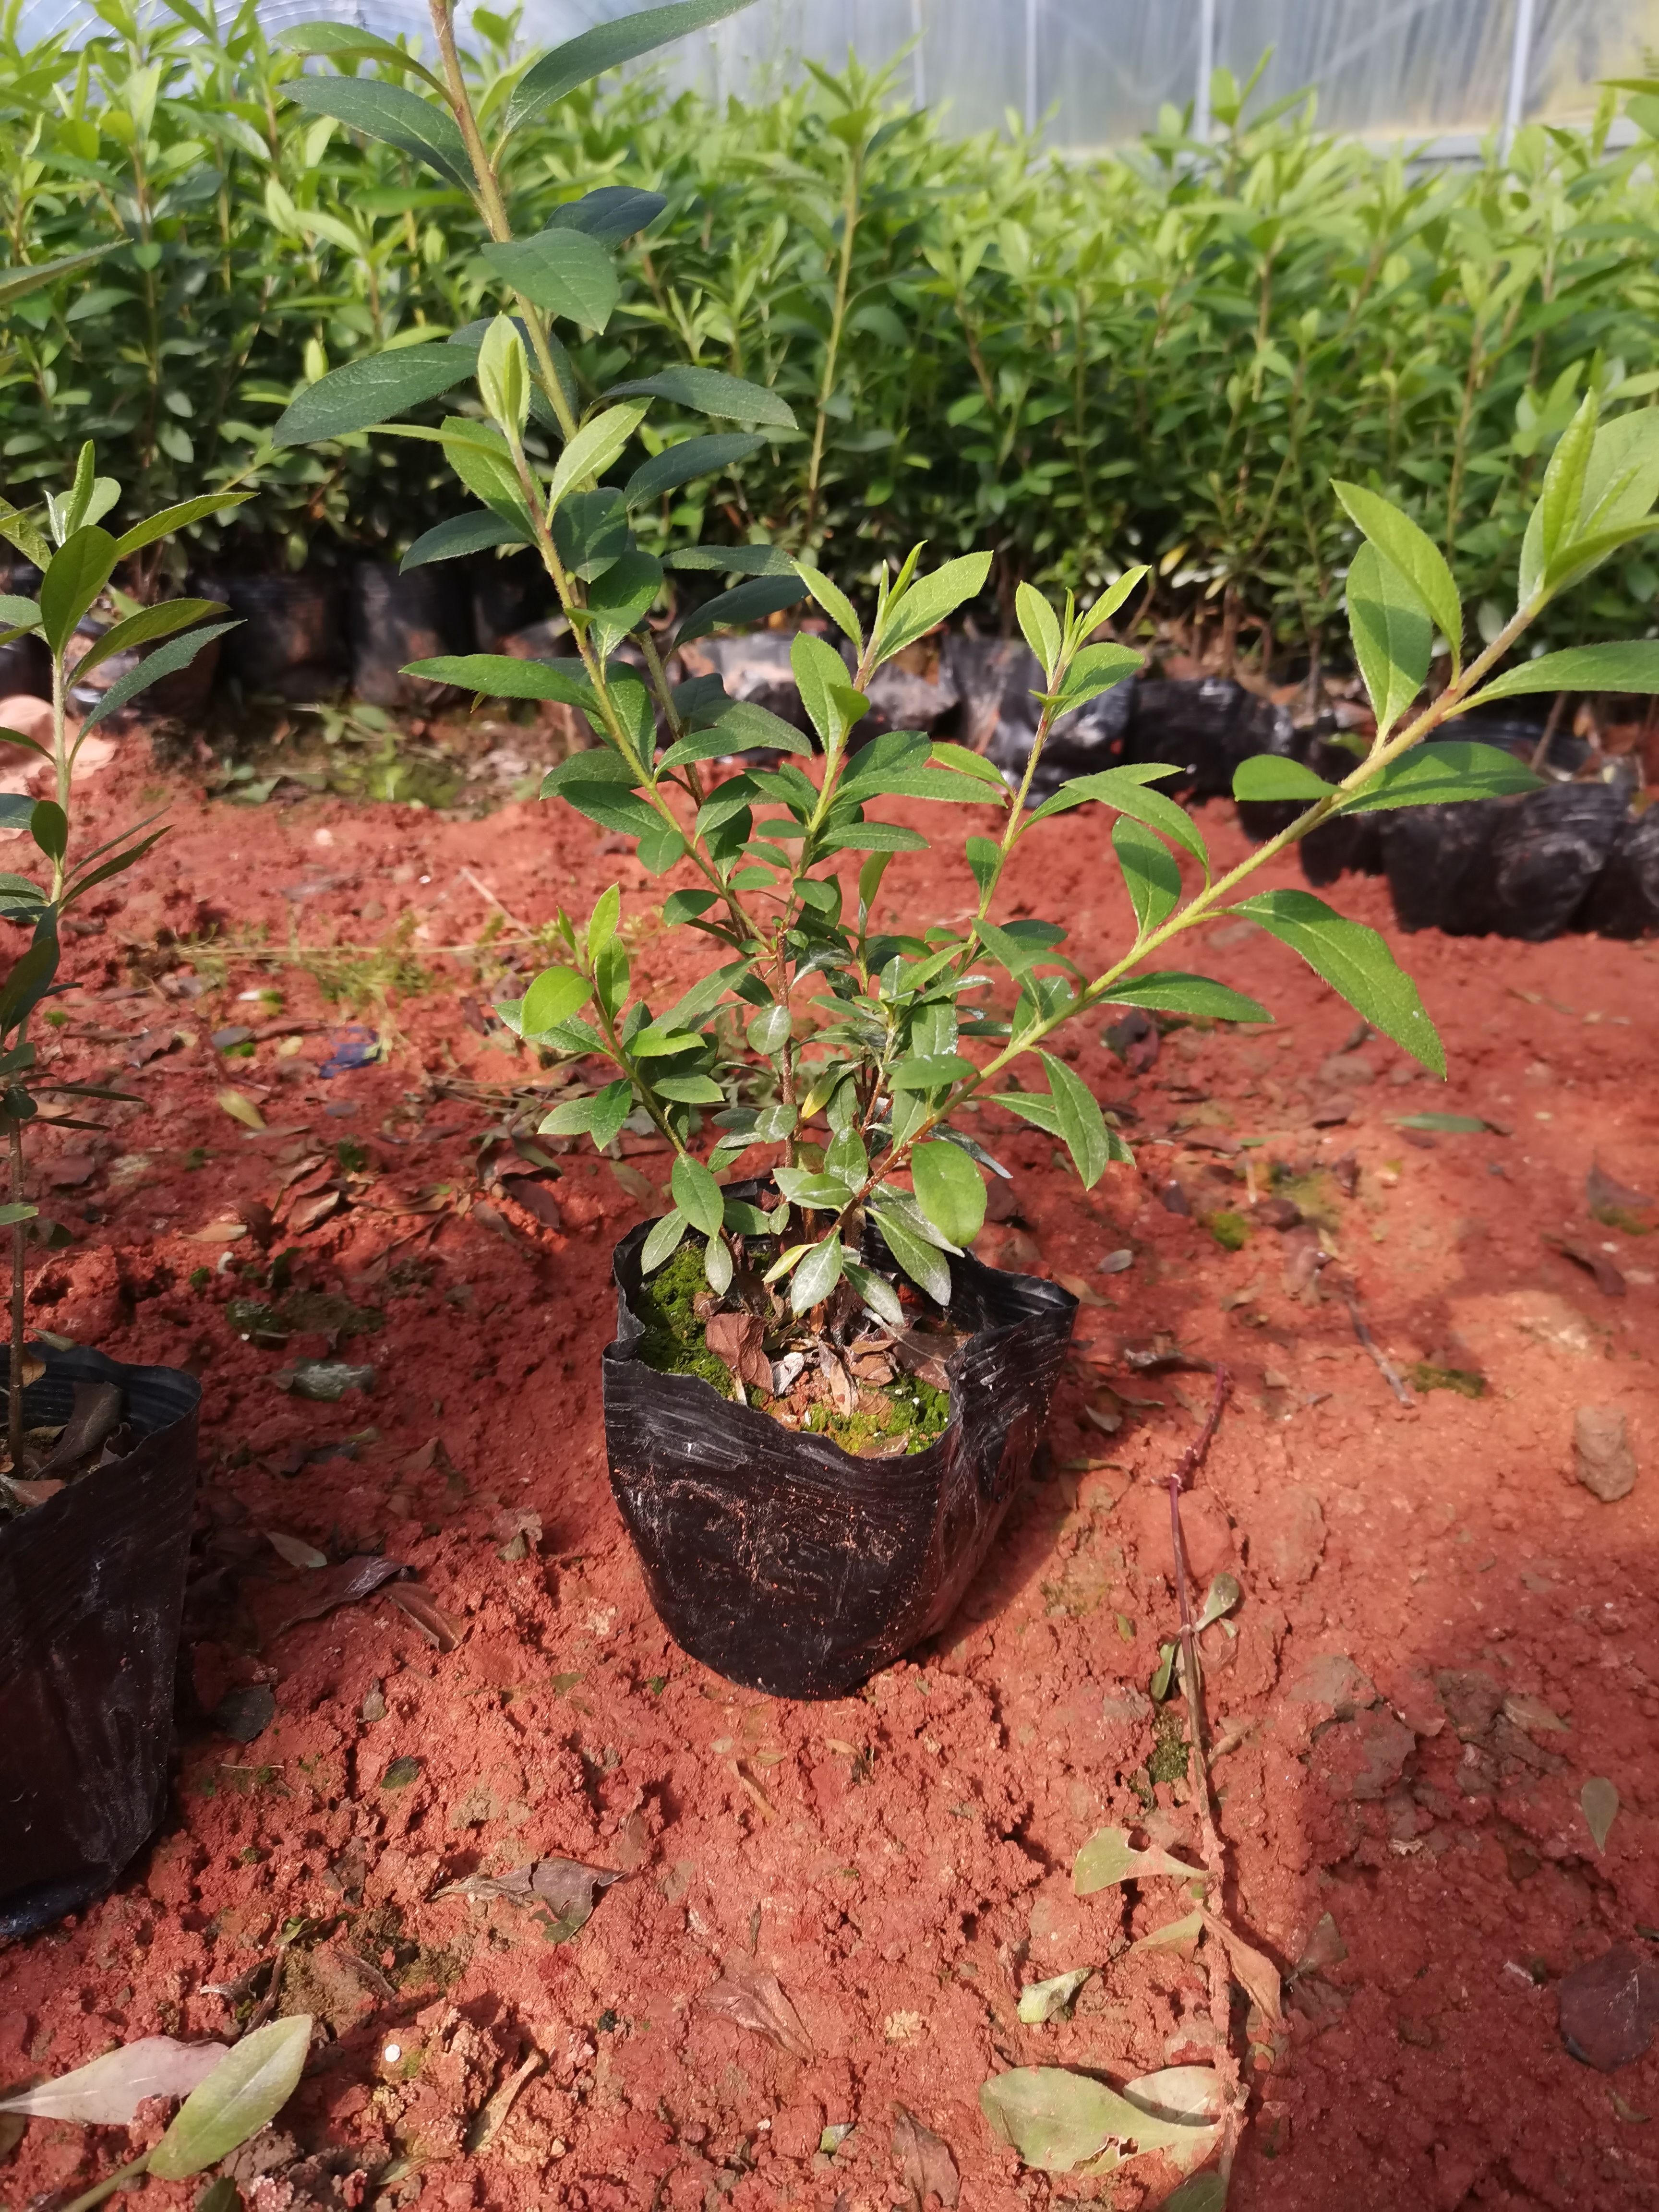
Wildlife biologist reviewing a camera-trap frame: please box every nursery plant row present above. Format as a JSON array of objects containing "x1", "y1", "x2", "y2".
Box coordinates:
[{"x1": 3, "y1": 3, "x2": 1659, "y2": 660}]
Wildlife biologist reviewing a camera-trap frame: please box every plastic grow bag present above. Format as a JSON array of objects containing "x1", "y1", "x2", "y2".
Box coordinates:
[
  {"x1": 1382, "y1": 781, "x2": 1628, "y2": 940},
  {"x1": 982, "y1": 642, "x2": 1134, "y2": 803},
  {"x1": 1581, "y1": 807, "x2": 1659, "y2": 938},
  {"x1": 1121, "y1": 676, "x2": 1296, "y2": 799},
  {"x1": 0, "y1": 1344, "x2": 200, "y2": 1940},
  {"x1": 602, "y1": 1210, "x2": 1076, "y2": 1700},
  {"x1": 349, "y1": 562, "x2": 475, "y2": 709},
  {"x1": 192, "y1": 571, "x2": 348, "y2": 701}
]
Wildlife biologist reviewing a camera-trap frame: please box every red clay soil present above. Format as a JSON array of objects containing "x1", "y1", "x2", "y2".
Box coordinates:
[{"x1": 1, "y1": 723, "x2": 1658, "y2": 2212}]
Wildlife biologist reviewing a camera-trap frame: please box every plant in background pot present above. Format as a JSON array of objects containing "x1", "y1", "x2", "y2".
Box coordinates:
[
  {"x1": 269, "y1": 0, "x2": 1659, "y2": 1696},
  {"x1": 0, "y1": 439, "x2": 249, "y2": 1936}
]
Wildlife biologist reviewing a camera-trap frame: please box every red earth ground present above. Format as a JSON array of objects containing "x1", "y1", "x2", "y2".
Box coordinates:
[{"x1": 0, "y1": 716, "x2": 1656, "y2": 2212}]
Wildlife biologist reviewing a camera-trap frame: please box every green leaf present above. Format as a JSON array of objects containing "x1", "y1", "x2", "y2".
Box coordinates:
[
  {"x1": 650, "y1": 1071, "x2": 723, "y2": 1103},
  {"x1": 72, "y1": 597, "x2": 224, "y2": 685},
  {"x1": 1028, "y1": 766, "x2": 1208, "y2": 878},
  {"x1": 1233, "y1": 887, "x2": 1443, "y2": 1075},
  {"x1": 1036, "y1": 1050, "x2": 1113, "y2": 1189},
  {"x1": 0, "y1": 923, "x2": 58, "y2": 1036},
  {"x1": 658, "y1": 703, "x2": 812, "y2": 766},
  {"x1": 673, "y1": 574, "x2": 805, "y2": 650},
  {"x1": 843, "y1": 1256, "x2": 905, "y2": 1330},
  {"x1": 81, "y1": 622, "x2": 238, "y2": 734},
  {"x1": 872, "y1": 1199, "x2": 951, "y2": 1304},
  {"x1": 521, "y1": 963, "x2": 591, "y2": 1033},
  {"x1": 272, "y1": 349, "x2": 472, "y2": 446},
  {"x1": 912, "y1": 1139, "x2": 986, "y2": 1247},
  {"x1": 548, "y1": 185, "x2": 669, "y2": 242},
  {"x1": 638, "y1": 1209, "x2": 688, "y2": 1271},
  {"x1": 670, "y1": 1154, "x2": 724, "y2": 1238},
  {"x1": 112, "y1": 492, "x2": 254, "y2": 561},
  {"x1": 605, "y1": 365, "x2": 795, "y2": 430},
  {"x1": 0, "y1": 596, "x2": 39, "y2": 631},
  {"x1": 1343, "y1": 740, "x2": 1544, "y2": 811},
  {"x1": 402, "y1": 512, "x2": 531, "y2": 568},
  {"x1": 1015, "y1": 582, "x2": 1061, "y2": 679},
  {"x1": 745, "y1": 1002, "x2": 791, "y2": 1056},
  {"x1": 1112, "y1": 817, "x2": 1181, "y2": 935},
  {"x1": 890, "y1": 1053, "x2": 978, "y2": 1091},
  {"x1": 876, "y1": 552, "x2": 992, "y2": 661},
  {"x1": 790, "y1": 1233, "x2": 843, "y2": 1314},
  {"x1": 978, "y1": 2067, "x2": 1218, "y2": 2176},
  {"x1": 147, "y1": 2016, "x2": 313, "y2": 2180},
  {"x1": 670, "y1": 544, "x2": 799, "y2": 577},
  {"x1": 1346, "y1": 541, "x2": 1431, "y2": 740},
  {"x1": 1095, "y1": 972, "x2": 1271, "y2": 1021},
  {"x1": 819, "y1": 823, "x2": 928, "y2": 854},
  {"x1": 504, "y1": 0, "x2": 759, "y2": 136},
  {"x1": 479, "y1": 229, "x2": 618, "y2": 331},
  {"x1": 1471, "y1": 641, "x2": 1659, "y2": 703},
  {"x1": 928, "y1": 741, "x2": 1007, "y2": 792},
  {"x1": 0, "y1": 1202, "x2": 37, "y2": 1226},
  {"x1": 989, "y1": 1090, "x2": 1062, "y2": 1137},
  {"x1": 1231, "y1": 755, "x2": 1335, "y2": 804},
  {"x1": 1053, "y1": 641, "x2": 1142, "y2": 712},
  {"x1": 624, "y1": 434, "x2": 765, "y2": 507},
  {"x1": 412, "y1": 655, "x2": 597, "y2": 712},
  {"x1": 40, "y1": 526, "x2": 118, "y2": 655},
  {"x1": 1396, "y1": 1112, "x2": 1489, "y2": 1133},
  {"x1": 0, "y1": 246, "x2": 112, "y2": 310},
  {"x1": 793, "y1": 561, "x2": 864, "y2": 652},
  {"x1": 552, "y1": 489, "x2": 630, "y2": 580},
  {"x1": 29, "y1": 801, "x2": 65, "y2": 863},
  {"x1": 1333, "y1": 479, "x2": 1464, "y2": 674},
  {"x1": 1522, "y1": 386, "x2": 1599, "y2": 606},
  {"x1": 1018, "y1": 1969, "x2": 1094, "y2": 2025},
  {"x1": 285, "y1": 76, "x2": 472, "y2": 190},
  {"x1": 790, "y1": 631, "x2": 855, "y2": 748},
  {"x1": 586, "y1": 550, "x2": 662, "y2": 654},
  {"x1": 542, "y1": 1078, "x2": 632, "y2": 1140},
  {"x1": 549, "y1": 401, "x2": 650, "y2": 513},
  {"x1": 1073, "y1": 1825, "x2": 1205, "y2": 1892},
  {"x1": 275, "y1": 21, "x2": 448, "y2": 90}
]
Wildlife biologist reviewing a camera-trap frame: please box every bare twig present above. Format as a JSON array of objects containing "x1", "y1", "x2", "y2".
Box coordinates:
[
  {"x1": 459, "y1": 866, "x2": 535, "y2": 938},
  {"x1": 1341, "y1": 1286, "x2": 1414, "y2": 1406},
  {"x1": 1163, "y1": 1366, "x2": 1244, "y2": 2178}
]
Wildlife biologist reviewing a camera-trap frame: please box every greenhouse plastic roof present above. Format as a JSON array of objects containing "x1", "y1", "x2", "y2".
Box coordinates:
[{"x1": 18, "y1": 0, "x2": 1659, "y2": 152}]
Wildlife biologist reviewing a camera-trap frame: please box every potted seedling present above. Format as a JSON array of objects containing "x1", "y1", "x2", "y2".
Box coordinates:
[
  {"x1": 273, "y1": 2, "x2": 1659, "y2": 1695},
  {"x1": 0, "y1": 441, "x2": 249, "y2": 1934}
]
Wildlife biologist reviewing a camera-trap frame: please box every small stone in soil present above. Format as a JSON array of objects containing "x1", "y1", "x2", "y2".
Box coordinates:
[{"x1": 1575, "y1": 1406, "x2": 1637, "y2": 1503}]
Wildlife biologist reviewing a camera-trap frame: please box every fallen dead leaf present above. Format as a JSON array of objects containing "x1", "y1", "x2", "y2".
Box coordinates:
[
  {"x1": 705, "y1": 1309, "x2": 771, "y2": 1394},
  {"x1": 1202, "y1": 1911, "x2": 1282, "y2": 2021},
  {"x1": 275, "y1": 1553, "x2": 407, "y2": 1633},
  {"x1": 432, "y1": 1858, "x2": 625, "y2": 1945},
  {"x1": 385, "y1": 1580, "x2": 461, "y2": 1651},
  {"x1": 1054, "y1": 1273, "x2": 1109, "y2": 1309},
  {"x1": 186, "y1": 1221, "x2": 249, "y2": 1245},
  {"x1": 264, "y1": 1529, "x2": 328, "y2": 1571},
  {"x1": 288, "y1": 1188, "x2": 341, "y2": 1234},
  {"x1": 0, "y1": 2036, "x2": 228, "y2": 2124},
  {"x1": 1559, "y1": 1945, "x2": 1659, "y2": 2070},
  {"x1": 891, "y1": 2104, "x2": 960, "y2": 2210},
  {"x1": 216, "y1": 1088, "x2": 266, "y2": 1132},
  {"x1": 465, "y1": 2050, "x2": 543, "y2": 2154},
  {"x1": 702, "y1": 1957, "x2": 813, "y2": 2062}
]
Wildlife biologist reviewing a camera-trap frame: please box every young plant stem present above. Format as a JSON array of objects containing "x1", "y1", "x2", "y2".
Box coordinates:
[
  {"x1": 804, "y1": 132, "x2": 864, "y2": 538},
  {"x1": 55, "y1": 2151, "x2": 151, "y2": 2212},
  {"x1": 8, "y1": 1118, "x2": 24, "y2": 1472}
]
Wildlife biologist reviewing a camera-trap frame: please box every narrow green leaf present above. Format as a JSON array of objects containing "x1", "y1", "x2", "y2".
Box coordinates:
[
  {"x1": 548, "y1": 185, "x2": 668, "y2": 242},
  {"x1": 40, "y1": 526, "x2": 118, "y2": 655},
  {"x1": 402, "y1": 512, "x2": 532, "y2": 568},
  {"x1": 520, "y1": 963, "x2": 592, "y2": 1033},
  {"x1": 72, "y1": 597, "x2": 224, "y2": 685},
  {"x1": 0, "y1": 246, "x2": 112, "y2": 309},
  {"x1": 1027, "y1": 766, "x2": 1208, "y2": 877},
  {"x1": 819, "y1": 823, "x2": 928, "y2": 854},
  {"x1": 275, "y1": 21, "x2": 448, "y2": 89},
  {"x1": 640, "y1": 1207, "x2": 688, "y2": 1271},
  {"x1": 549, "y1": 401, "x2": 650, "y2": 513},
  {"x1": 272, "y1": 349, "x2": 472, "y2": 447},
  {"x1": 1233, "y1": 888, "x2": 1443, "y2": 1075},
  {"x1": 1342, "y1": 740, "x2": 1544, "y2": 811},
  {"x1": 790, "y1": 630, "x2": 853, "y2": 748},
  {"x1": 876, "y1": 552, "x2": 992, "y2": 661},
  {"x1": 147, "y1": 2017, "x2": 313, "y2": 2180},
  {"x1": 29, "y1": 801, "x2": 65, "y2": 863},
  {"x1": 912, "y1": 1138, "x2": 986, "y2": 1247},
  {"x1": 790, "y1": 1233, "x2": 843, "y2": 1314},
  {"x1": 793, "y1": 561, "x2": 863, "y2": 652},
  {"x1": 871, "y1": 1201, "x2": 952, "y2": 1305},
  {"x1": 1036, "y1": 1051, "x2": 1114, "y2": 1189},
  {"x1": 285, "y1": 77, "x2": 472, "y2": 190},
  {"x1": 1015, "y1": 582, "x2": 1061, "y2": 679},
  {"x1": 1113, "y1": 817, "x2": 1181, "y2": 934},
  {"x1": 843, "y1": 1256, "x2": 905, "y2": 1330},
  {"x1": 1095, "y1": 971, "x2": 1271, "y2": 1022},
  {"x1": 504, "y1": 0, "x2": 759, "y2": 137},
  {"x1": 586, "y1": 549, "x2": 662, "y2": 653},
  {"x1": 1471, "y1": 641, "x2": 1659, "y2": 703},
  {"x1": 624, "y1": 434, "x2": 765, "y2": 508},
  {"x1": 670, "y1": 1154, "x2": 724, "y2": 1238},
  {"x1": 1333, "y1": 479, "x2": 1464, "y2": 673},
  {"x1": 604, "y1": 365, "x2": 795, "y2": 430},
  {"x1": 1346, "y1": 541, "x2": 1430, "y2": 740},
  {"x1": 890, "y1": 1053, "x2": 978, "y2": 1091},
  {"x1": 1527, "y1": 386, "x2": 1599, "y2": 602},
  {"x1": 479, "y1": 229, "x2": 618, "y2": 331},
  {"x1": 410, "y1": 654, "x2": 597, "y2": 712},
  {"x1": 113, "y1": 492, "x2": 254, "y2": 561},
  {"x1": 81, "y1": 622, "x2": 238, "y2": 734},
  {"x1": 1053, "y1": 640, "x2": 1142, "y2": 712},
  {"x1": 1231, "y1": 756, "x2": 1335, "y2": 804},
  {"x1": 673, "y1": 574, "x2": 805, "y2": 649}
]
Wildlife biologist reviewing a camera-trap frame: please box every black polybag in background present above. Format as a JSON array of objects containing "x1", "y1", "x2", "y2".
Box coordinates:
[
  {"x1": 1122, "y1": 675, "x2": 1298, "y2": 798},
  {"x1": 1382, "y1": 781, "x2": 1630, "y2": 940},
  {"x1": 0, "y1": 1346, "x2": 200, "y2": 1940},
  {"x1": 1581, "y1": 808, "x2": 1659, "y2": 938},
  {"x1": 191, "y1": 571, "x2": 349, "y2": 702},
  {"x1": 602, "y1": 1203, "x2": 1076, "y2": 1700},
  {"x1": 982, "y1": 643, "x2": 1135, "y2": 802},
  {"x1": 349, "y1": 561, "x2": 475, "y2": 709}
]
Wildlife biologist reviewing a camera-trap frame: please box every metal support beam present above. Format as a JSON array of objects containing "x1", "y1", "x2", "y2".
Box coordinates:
[
  {"x1": 1195, "y1": 0, "x2": 1216, "y2": 142},
  {"x1": 1024, "y1": 0, "x2": 1038, "y2": 137},
  {"x1": 1503, "y1": 0, "x2": 1538, "y2": 157}
]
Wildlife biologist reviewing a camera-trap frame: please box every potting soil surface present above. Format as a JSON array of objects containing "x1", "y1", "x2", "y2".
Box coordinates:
[{"x1": 1, "y1": 731, "x2": 1657, "y2": 2212}]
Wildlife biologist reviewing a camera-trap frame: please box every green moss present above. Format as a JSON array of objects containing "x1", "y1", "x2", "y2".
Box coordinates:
[
  {"x1": 1146, "y1": 1707, "x2": 1190, "y2": 1785},
  {"x1": 1407, "y1": 1362, "x2": 1487, "y2": 1399},
  {"x1": 635, "y1": 1243, "x2": 736, "y2": 1397},
  {"x1": 1592, "y1": 1204, "x2": 1652, "y2": 1236},
  {"x1": 1204, "y1": 1210, "x2": 1250, "y2": 1251},
  {"x1": 1270, "y1": 1163, "x2": 1343, "y2": 1233},
  {"x1": 636, "y1": 1245, "x2": 953, "y2": 1453}
]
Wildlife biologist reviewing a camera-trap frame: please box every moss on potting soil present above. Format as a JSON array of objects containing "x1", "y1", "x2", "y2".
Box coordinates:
[
  {"x1": 1204, "y1": 1210, "x2": 1250, "y2": 1251},
  {"x1": 1407, "y1": 1362, "x2": 1487, "y2": 1399},
  {"x1": 1146, "y1": 1705, "x2": 1191, "y2": 1786},
  {"x1": 636, "y1": 1242, "x2": 952, "y2": 1453},
  {"x1": 1269, "y1": 1162, "x2": 1343, "y2": 1233}
]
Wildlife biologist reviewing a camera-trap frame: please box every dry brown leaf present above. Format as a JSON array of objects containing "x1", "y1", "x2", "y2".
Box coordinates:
[
  {"x1": 433, "y1": 1859, "x2": 625, "y2": 1945},
  {"x1": 36, "y1": 1380, "x2": 122, "y2": 1476},
  {"x1": 186, "y1": 1220, "x2": 249, "y2": 1244},
  {"x1": 0, "y1": 2036, "x2": 228, "y2": 2124},
  {"x1": 216, "y1": 1088, "x2": 266, "y2": 1131},
  {"x1": 276, "y1": 1553, "x2": 407, "y2": 1632},
  {"x1": 289, "y1": 1188, "x2": 341, "y2": 1234},
  {"x1": 385, "y1": 1581, "x2": 461, "y2": 1651},
  {"x1": 705, "y1": 1310, "x2": 772, "y2": 1394},
  {"x1": 465, "y1": 2050, "x2": 544, "y2": 2155},
  {"x1": 264, "y1": 1529, "x2": 328, "y2": 1571},
  {"x1": 1203, "y1": 1910, "x2": 1282, "y2": 2021},
  {"x1": 702, "y1": 1956, "x2": 813, "y2": 2062},
  {"x1": 607, "y1": 1161, "x2": 658, "y2": 1204},
  {"x1": 1054, "y1": 1272, "x2": 1109, "y2": 1309},
  {"x1": 892, "y1": 2104, "x2": 960, "y2": 2209}
]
